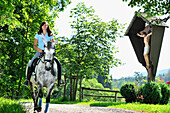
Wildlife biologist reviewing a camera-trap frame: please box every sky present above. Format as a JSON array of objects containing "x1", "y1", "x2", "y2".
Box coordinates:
[{"x1": 55, "y1": 0, "x2": 170, "y2": 79}]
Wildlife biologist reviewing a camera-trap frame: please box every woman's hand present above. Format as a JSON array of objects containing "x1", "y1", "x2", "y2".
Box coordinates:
[{"x1": 37, "y1": 48, "x2": 43, "y2": 53}]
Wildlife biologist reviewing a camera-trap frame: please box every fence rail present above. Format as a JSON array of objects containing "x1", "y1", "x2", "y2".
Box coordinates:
[{"x1": 81, "y1": 87, "x2": 124, "y2": 102}]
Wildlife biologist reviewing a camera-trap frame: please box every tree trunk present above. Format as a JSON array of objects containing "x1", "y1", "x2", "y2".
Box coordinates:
[
  {"x1": 70, "y1": 72, "x2": 73, "y2": 101},
  {"x1": 73, "y1": 72, "x2": 79, "y2": 101},
  {"x1": 72, "y1": 76, "x2": 76, "y2": 101},
  {"x1": 79, "y1": 75, "x2": 82, "y2": 102}
]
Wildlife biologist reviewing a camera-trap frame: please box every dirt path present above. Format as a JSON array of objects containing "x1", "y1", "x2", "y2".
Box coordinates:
[{"x1": 23, "y1": 103, "x2": 142, "y2": 113}]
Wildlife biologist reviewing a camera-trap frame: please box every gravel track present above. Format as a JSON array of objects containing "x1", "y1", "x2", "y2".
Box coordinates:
[{"x1": 23, "y1": 103, "x2": 143, "y2": 113}]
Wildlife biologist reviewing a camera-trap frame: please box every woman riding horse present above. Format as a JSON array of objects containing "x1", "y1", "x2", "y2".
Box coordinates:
[{"x1": 23, "y1": 21, "x2": 63, "y2": 87}]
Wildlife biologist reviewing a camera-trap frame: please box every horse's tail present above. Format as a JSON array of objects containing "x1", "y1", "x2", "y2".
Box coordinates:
[{"x1": 54, "y1": 57, "x2": 62, "y2": 85}]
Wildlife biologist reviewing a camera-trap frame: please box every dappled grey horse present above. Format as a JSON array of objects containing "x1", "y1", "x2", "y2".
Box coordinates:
[{"x1": 26, "y1": 38, "x2": 58, "y2": 113}]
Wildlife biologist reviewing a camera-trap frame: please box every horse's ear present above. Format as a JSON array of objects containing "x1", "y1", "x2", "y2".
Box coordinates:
[
  {"x1": 42, "y1": 37, "x2": 47, "y2": 47},
  {"x1": 52, "y1": 39, "x2": 58, "y2": 47}
]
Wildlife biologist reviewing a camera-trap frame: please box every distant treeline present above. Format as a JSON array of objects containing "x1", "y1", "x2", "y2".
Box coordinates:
[
  {"x1": 98, "y1": 69, "x2": 170, "y2": 89},
  {"x1": 112, "y1": 69, "x2": 170, "y2": 89}
]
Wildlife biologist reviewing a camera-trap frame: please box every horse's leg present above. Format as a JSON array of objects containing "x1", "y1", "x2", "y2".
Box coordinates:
[
  {"x1": 30, "y1": 82, "x2": 35, "y2": 103},
  {"x1": 30, "y1": 82, "x2": 36, "y2": 113},
  {"x1": 32, "y1": 83, "x2": 43, "y2": 112},
  {"x1": 37, "y1": 86, "x2": 43, "y2": 112},
  {"x1": 34, "y1": 89, "x2": 39, "y2": 112},
  {"x1": 44, "y1": 83, "x2": 55, "y2": 113}
]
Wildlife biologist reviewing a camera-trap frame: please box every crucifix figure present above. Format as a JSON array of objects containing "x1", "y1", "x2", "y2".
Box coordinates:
[{"x1": 137, "y1": 25, "x2": 152, "y2": 81}]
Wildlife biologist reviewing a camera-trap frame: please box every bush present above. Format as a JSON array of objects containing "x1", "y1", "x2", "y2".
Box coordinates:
[
  {"x1": 136, "y1": 85, "x2": 144, "y2": 103},
  {"x1": 58, "y1": 96, "x2": 70, "y2": 102},
  {"x1": 159, "y1": 83, "x2": 170, "y2": 104},
  {"x1": 142, "y1": 81, "x2": 162, "y2": 104},
  {"x1": 120, "y1": 84, "x2": 137, "y2": 103}
]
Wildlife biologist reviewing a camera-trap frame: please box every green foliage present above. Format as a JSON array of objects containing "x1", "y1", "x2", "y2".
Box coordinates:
[
  {"x1": 134, "y1": 72, "x2": 146, "y2": 87},
  {"x1": 120, "y1": 83, "x2": 137, "y2": 103},
  {"x1": 82, "y1": 79, "x2": 104, "y2": 89},
  {"x1": 57, "y1": 2, "x2": 123, "y2": 78},
  {"x1": 88, "y1": 102, "x2": 170, "y2": 113},
  {"x1": 57, "y1": 96, "x2": 70, "y2": 102},
  {"x1": 97, "y1": 74, "x2": 112, "y2": 89},
  {"x1": 159, "y1": 83, "x2": 170, "y2": 104},
  {"x1": 136, "y1": 84, "x2": 144, "y2": 103},
  {"x1": 142, "y1": 81, "x2": 162, "y2": 104},
  {"x1": 0, "y1": 97, "x2": 27, "y2": 113},
  {"x1": 123, "y1": 0, "x2": 170, "y2": 17}
]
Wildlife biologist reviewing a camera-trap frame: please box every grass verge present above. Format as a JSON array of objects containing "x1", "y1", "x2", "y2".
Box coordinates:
[{"x1": 0, "y1": 97, "x2": 27, "y2": 113}]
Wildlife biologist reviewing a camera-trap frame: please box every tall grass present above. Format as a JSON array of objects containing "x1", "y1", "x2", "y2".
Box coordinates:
[{"x1": 0, "y1": 97, "x2": 27, "y2": 113}]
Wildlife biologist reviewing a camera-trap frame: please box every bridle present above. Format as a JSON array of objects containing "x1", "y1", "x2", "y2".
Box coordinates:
[{"x1": 40, "y1": 44, "x2": 56, "y2": 71}]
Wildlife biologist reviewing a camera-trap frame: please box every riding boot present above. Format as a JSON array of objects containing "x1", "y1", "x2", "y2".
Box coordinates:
[
  {"x1": 53, "y1": 57, "x2": 65, "y2": 87},
  {"x1": 23, "y1": 67, "x2": 32, "y2": 86}
]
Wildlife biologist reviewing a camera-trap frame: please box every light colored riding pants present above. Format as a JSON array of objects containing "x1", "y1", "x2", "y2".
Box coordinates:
[{"x1": 28, "y1": 51, "x2": 41, "y2": 67}]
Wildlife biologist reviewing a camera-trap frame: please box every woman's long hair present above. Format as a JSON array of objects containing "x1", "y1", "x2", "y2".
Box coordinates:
[{"x1": 38, "y1": 21, "x2": 53, "y2": 37}]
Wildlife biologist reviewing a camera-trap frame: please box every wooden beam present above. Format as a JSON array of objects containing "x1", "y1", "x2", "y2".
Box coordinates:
[
  {"x1": 83, "y1": 94, "x2": 123, "y2": 99},
  {"x1": 84, "y1": 94, "x2": 115, "y2": 98},
  {"x1": 82, "y1": 87, "x2": 119, "y2": 93}
]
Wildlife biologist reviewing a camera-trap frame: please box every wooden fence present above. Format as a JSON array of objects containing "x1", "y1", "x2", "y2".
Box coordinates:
[{"x1": 81, "y1": 87, "x2": 124, "y2": 102}]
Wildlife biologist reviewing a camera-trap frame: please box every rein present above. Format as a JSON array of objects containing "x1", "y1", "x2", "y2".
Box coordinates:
[
  {"x1": 39, "y1": 54, "x2": 55, "y2": 75},
  {"x1": 40, "y1": 55, "x2": 54, "y2": 64}
]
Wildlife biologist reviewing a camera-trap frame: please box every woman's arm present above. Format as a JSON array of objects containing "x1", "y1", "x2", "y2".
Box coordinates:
[{"x1": 33, "y1": 38, "x2": 43, "y2": 53}]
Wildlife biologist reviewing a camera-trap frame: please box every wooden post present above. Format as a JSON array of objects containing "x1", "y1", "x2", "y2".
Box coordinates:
[
  {"x1": 70, "y1": 72, "x2": 72, "y2": 101},
  {"x1": 115, "y1": 92, "x2": 117, "y2": 102},
  {"x1": 63, "y1": 74, "x2": 66, "y2": 100}
]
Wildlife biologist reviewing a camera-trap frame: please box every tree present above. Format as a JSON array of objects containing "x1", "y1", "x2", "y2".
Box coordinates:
[
  {"x1": 56, "y1": 2, "x2": 123, "y2": 101},
  {"x1": 97, "y1": 74, "x2": 112, "y2": 89},
  {"x1": 0, "y1": 0, "x2": 71, "y2": 98},
  {"x1": 122, "y1": 0, "x2": 170, "y2": 22}
]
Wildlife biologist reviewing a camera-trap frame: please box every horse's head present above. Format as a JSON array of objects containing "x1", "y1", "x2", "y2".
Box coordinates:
[{"x1": 42, "y1": 38, "x2": 57, "y2": 71}]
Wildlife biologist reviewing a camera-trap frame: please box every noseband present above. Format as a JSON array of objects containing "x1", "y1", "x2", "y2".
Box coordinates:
[{"x1": 39, "y1": 52, "x2": 54, "y2": 71}]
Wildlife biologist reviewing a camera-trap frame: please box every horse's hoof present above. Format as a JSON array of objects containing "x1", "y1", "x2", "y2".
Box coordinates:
[{"x1": 37, "y1": 107, "x2": 42, "y2": 112}]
